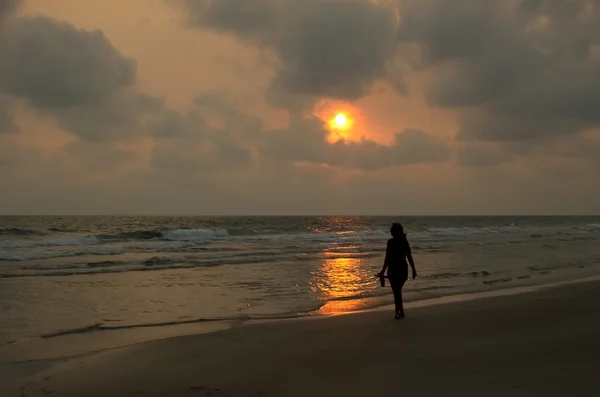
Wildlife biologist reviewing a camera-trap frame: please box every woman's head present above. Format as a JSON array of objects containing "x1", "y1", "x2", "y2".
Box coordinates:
[{"x1": 390, "y1": 223, "x2": 405, "y2": 237}]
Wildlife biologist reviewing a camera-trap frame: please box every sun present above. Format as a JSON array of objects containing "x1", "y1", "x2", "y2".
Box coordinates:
[
  {"x1": 326, "y1": 111, "x2": 355, "y2": 142},
  {"x1": 334, "y1": 113, "x2": 347, "y2": 128}
]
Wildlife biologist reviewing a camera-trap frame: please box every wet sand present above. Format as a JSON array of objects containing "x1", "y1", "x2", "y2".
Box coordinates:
[{"x1": 3, "y1": 279, "x2": 600, "y2": 397}]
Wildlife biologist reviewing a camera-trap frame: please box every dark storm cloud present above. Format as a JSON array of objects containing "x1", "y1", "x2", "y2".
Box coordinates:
[
  {"x1": 260, "y1": 117, "x2": 451, "y2": 170},
  {"x1": 184, "y1": 0, "x2": 400, "y2": 101},
  {"x1": 397, "y1": 0, "x2": 600, "y2": 145},
  {"x1": 0, "y1": 16, "x2": 158, "y2": 141}
]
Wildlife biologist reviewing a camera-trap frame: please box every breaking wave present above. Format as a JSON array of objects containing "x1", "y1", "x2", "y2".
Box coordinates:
[{"x1": 0, "y1": 228, "x2": 229, "y2": 250}]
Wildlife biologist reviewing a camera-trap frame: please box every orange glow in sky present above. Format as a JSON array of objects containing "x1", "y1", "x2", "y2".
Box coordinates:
[
  {"x1": 314, "y1": 100, "x2": 361, "y2": 142},
  {"x1": 334, "y1": 113, "x2": 347, "y2": 127},
  {"x1": 328, "y1": 112, "x2": 355, "y2": 142}
]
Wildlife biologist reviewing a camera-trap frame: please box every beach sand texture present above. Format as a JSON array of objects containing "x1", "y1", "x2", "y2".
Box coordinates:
[{"x1": 3, "y1": 279, "x2": 599, "y2": 397}]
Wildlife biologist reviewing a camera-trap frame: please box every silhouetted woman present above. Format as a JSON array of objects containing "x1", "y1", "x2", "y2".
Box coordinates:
[{"x1": 377, "y1": 223, "x2": 417, "y2": 319}]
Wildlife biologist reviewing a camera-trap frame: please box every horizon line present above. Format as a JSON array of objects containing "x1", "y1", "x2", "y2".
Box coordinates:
[{"x1": 1, "y1": 214, "x2": 599, "y2": 217}]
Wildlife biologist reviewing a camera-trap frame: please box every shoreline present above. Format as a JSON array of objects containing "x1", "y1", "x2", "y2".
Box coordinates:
[
  {"x1": 3, "y1": 273, "x2": 600, "y2": 367},
  {"x1": 4, "y1": 276, "x2": 600, "y2": 396}
]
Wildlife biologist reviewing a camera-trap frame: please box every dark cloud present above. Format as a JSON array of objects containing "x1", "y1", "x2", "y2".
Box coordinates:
[
  {"x1": 397, "y1": 0, "x2": 600, "y2": 145},
  {"x1": 185, "y1": 0, "x2": 278, "y2": 44},
  {"x1": 0, "y1": 16, "x2": 158, "y2": 141},
  {"x1": 183, "y1": 0, "x2": 600, "y2": 151},
  {"x1": 537, "y1": 134, "x2": 600, "y2": 165},
  {"x1": 151, "y1": 109, "x2": 210, "y2": 139},
  {"x1": 0, "y1": 17, "x2": 135, "y2": 109},
  {"x1": 0, "y1": 138, "x2": 41, "y2": 169},
  {"x1": 183, "y1": 0, "x2": 400, "y2": 102},
  {"x1": 150, "y1": 106, "x2": 254, "y2": 176},
  {"x1": 194, "y1": 92, "x2": 263, "y2": 139},
  {"x1": 150, "y1": 95, "x2": 450, "y2": 175},
  {"x1": 0, "y1": 0, "x2": 19, "y2": 21},
  {"x1": 0, "y1": 96, "x2": 18, "y2": 133},
  {"x1": 62, "y1": 140, "x2": 136, "y2": 172},
  {"x1": 51, "y1": 90, "x2": 162, "y2": 141},
  {"x1": 260, "y1": 116, "x2": 451, "y2": 170},
  {"x1": 457, "y1": 142, "x2": 526, "y2": 167}
]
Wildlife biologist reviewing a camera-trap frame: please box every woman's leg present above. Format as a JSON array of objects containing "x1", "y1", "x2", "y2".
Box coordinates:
[{"x1": 390, "y1": 278, "x2": 406, "y2": 317}]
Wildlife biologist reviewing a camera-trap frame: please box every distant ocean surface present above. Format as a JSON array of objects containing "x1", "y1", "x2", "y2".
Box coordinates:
[{"x1": 2, "y1": 216, "x2": 600, "y2": 360}]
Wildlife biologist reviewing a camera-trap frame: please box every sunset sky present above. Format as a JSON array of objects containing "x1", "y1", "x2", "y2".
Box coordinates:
[{"x1": 1, "y1": 0, "x2": 599, "y2": 215}]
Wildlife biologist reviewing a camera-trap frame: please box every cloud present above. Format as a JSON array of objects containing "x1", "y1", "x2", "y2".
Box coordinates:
[
  {"x1": 0, "y1": 138, "x2": 41, "y2": 169},
  {"x1": 457, "y1": 142, "x2": 527, "y2": 167},
  {"x1": 3, "y1": 0, "x2": 600, "y2": 215},
  {"x1": 0, "y1": 0, "x2": 19, "y2": 21},
  {"x1": 50, "y1": 90, "x2": 162, "y2": 141},
  {"x1": 0, "y1": 95, "x2": 18, "y2": 133},
  {"x1": 260, "y1": 116, "x2": 451, "y2": 170},
  {"x1": 150, "y1": 106, "x2": 255, "y2": 177},
  {"x1": 183, "y1": 0, "x2": 401, "y2": 103},
  {"x1": 148, "y1": 93, "x2": 451, "y2": 176},
  {"x1": 185, "y1": 0, "x2": 278, "y2": 44},
  {"x1": 0, "y1": 17, "x2": 135, "y2": 109},
  {"x1": 61, "y1": 140, "x2": 138, "y2": 173},
  {"x1": 397, "y1": 0, "x2": 600, "y2": 146},
  {"x1": 0, "y1": 16, "x2": 160, "y2": 141}
]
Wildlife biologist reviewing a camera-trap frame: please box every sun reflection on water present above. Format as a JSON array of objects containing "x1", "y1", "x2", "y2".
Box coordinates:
[{"x1": 312, "y1": 256, "x2": 378, "y2": 315}]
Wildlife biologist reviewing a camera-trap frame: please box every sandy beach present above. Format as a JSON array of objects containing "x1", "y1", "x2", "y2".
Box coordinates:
[{"x1": 2, "y1": 279, "x2": 599, "y2": 397}]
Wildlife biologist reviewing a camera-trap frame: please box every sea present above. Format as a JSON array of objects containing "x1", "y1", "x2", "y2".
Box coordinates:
[{"x1": 2, "y1": 215, "x2": 600, "y2": 362}]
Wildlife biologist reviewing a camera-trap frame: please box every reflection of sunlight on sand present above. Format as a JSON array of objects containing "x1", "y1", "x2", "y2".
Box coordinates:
[{"x1": 312, "y1": 257, "x2": 377, "y2": 315}]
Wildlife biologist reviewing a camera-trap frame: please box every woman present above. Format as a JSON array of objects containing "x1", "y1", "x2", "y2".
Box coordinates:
[{"x1": 377, "y1": 223, "x2": 417, "y2": 319}]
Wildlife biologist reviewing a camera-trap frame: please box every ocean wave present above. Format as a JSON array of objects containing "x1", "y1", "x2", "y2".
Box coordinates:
[
  {"x1": 0, "y1": 227, "x2": 229, "y2": 249},
  {"x1": 229, "y1": 229, "x2": 389, "y2": 243},
  {"x1": 410, "y1": 285, "x2": 456, "y2": 293},
  {"x1": 21, "y1": 260, "x2": 126, "y2": 271},
  {"x1": 97, "y1": 230, "x2": 163, "y2": 240},
  {"x1": 483, "y1": 277, "x2": 513, "y2": 285},
  {"x1": 421, "y1": 272, "x2": 463, "y2": 280},
  {"x1": 40, "y1": 312, "x2": 312, "y2": 339},
  {"x1": 0, "y1": 247, "x2": 125, "y2": 261},
  {"x1": 0, "y1": 256, "x2": 280, "y2": 277},
  {"x1": 0, "y1": 227, "x2": 44, "y2": 236},
  {"x1": 0, "y1": 235, "x2": 101, "y2": 249},
  {"x1": 162, "y1": 228, "x2": 229, "y2": 241},
  {"x1": 422, "y1": 225, "x2": 520, "y2": 236},
  {"x1": 295, "y1": 252, "x2": 382, "y2": 261}
]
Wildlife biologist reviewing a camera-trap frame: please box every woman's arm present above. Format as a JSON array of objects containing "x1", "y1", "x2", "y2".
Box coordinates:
[
  {"x1": 406, "y1": 238, "x2": 417, "y2": 279},
  {"x1": 408, "y1": 252, "x2": 417, "y2": 279},
  {"x1": 378, "y1": 240, "x2": 391, "y2": 276}
]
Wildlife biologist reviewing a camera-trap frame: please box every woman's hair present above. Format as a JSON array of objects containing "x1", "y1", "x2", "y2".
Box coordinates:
[{"x1": 390, "y1": 223, "x2": 405, "y2": 238}]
